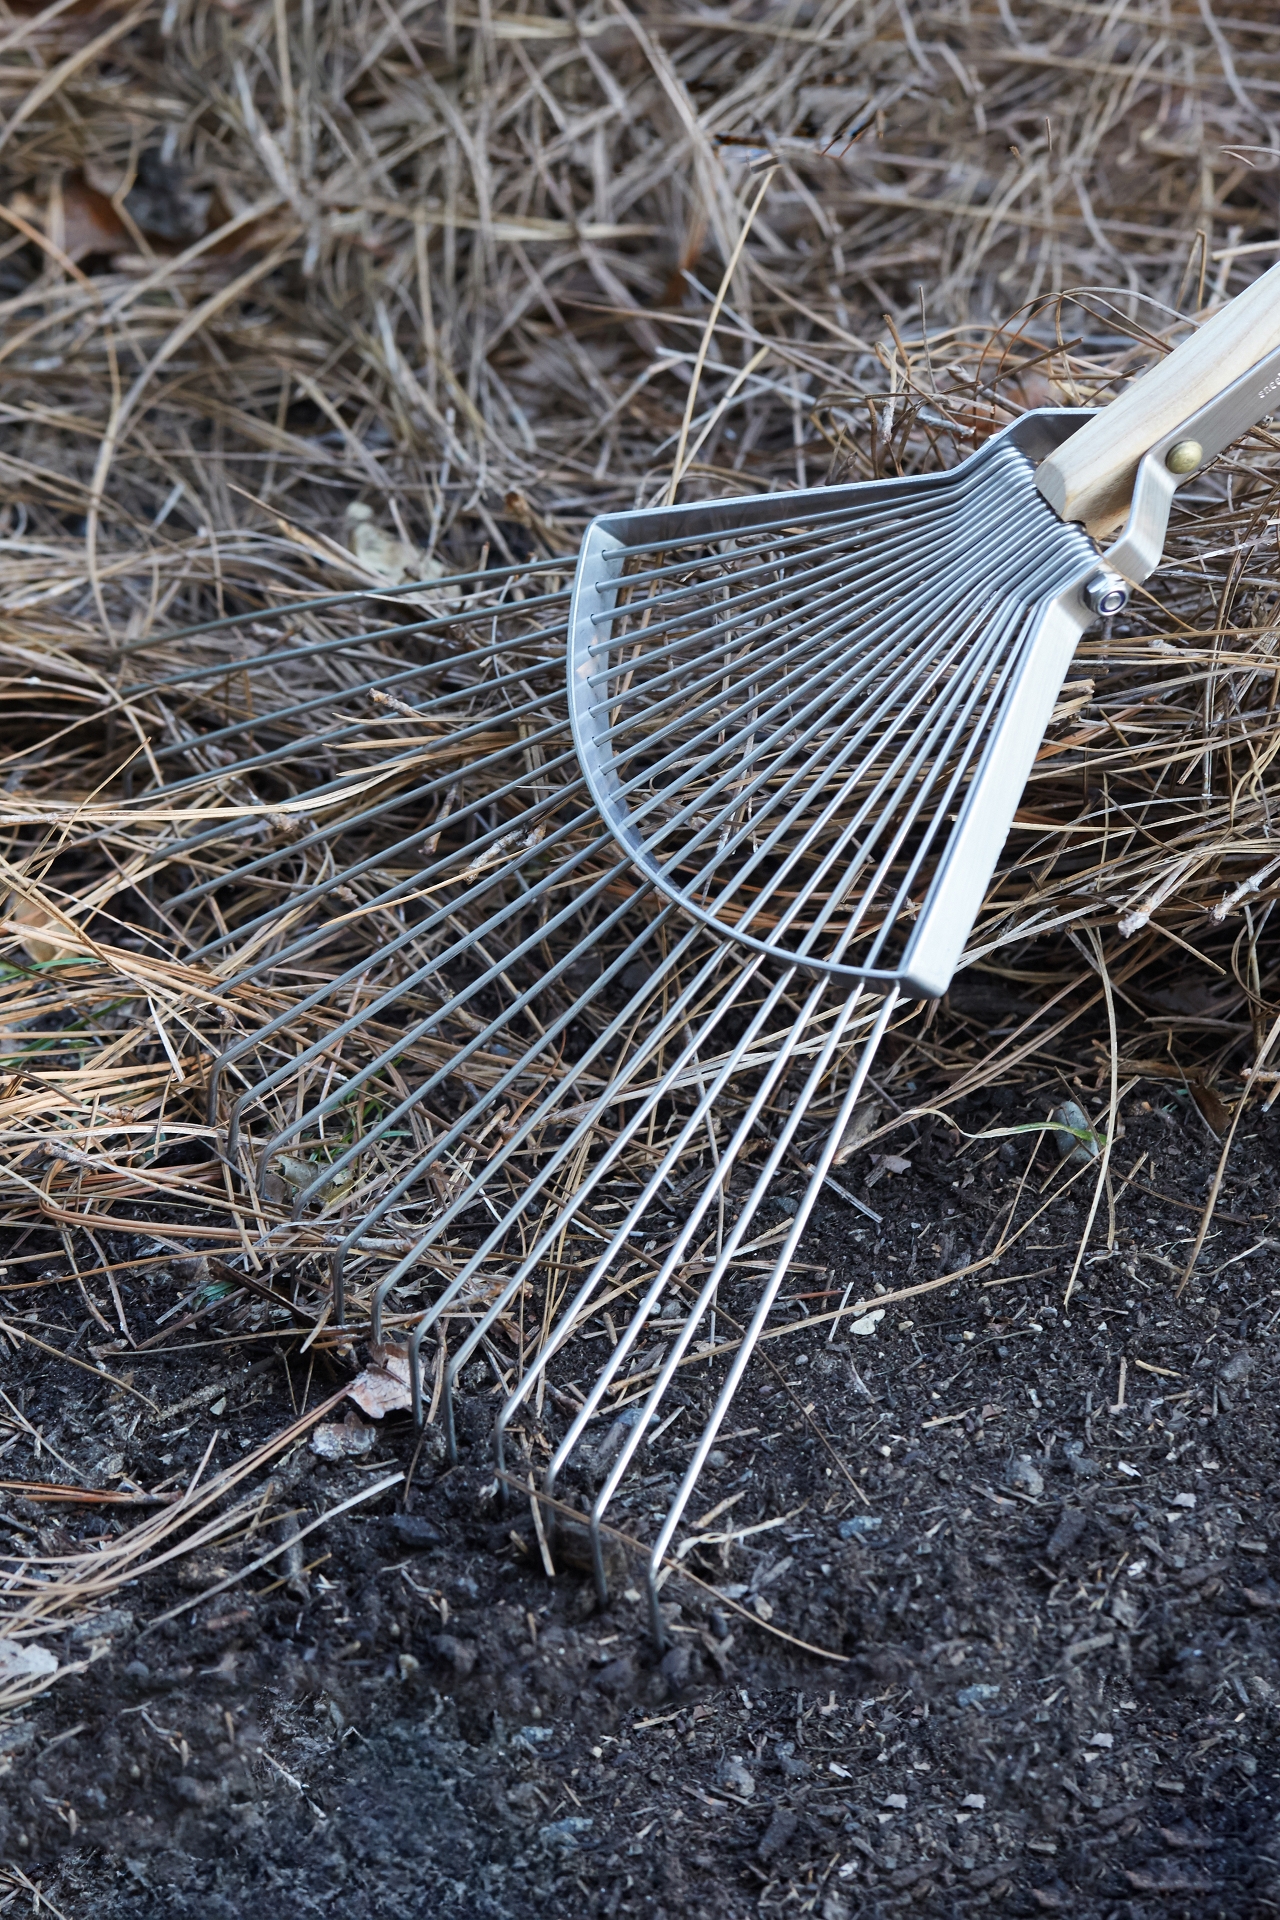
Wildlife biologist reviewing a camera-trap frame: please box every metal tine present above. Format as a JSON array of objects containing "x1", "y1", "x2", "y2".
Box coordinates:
[
  {"x1": 311, "y1": 534, "x2": 1040, "y2": 1312},
  {"x1": 222, "y1": 883, "x2": 676, "y2": 1297},
  {"x1": 217, "y1": 767, "x2": 612, "y2": 1133},
  {"x1": 206, "y1": 496, "x2": 994, "y2": 1163},
  {"x1": 494, "y1": 596, "x2": 1015, "y2": 1442},
  {"x1": 153, "y1": 652, "x2": 570, "y2": 879},
  {"x1": 351, "y1": 591, "x2": 959, "y2": 1267},
  {"x1": 268, "y1": 845, "x2": 667, "y2": 1241},
  {"x1": 191, "y1": 689, "x2": 587, "y2": 1111},
  {"x1": 376, "y1": 931, "x2": 757, "y2": 1361},
  {"x1": 416, "y1": 707, "x2": 924, "y2": 1462},
  {"x1": 123, "y1": 566, "x2": 572, "y2": 697},
  {"x1": 212, "y1": 702, "x2": 736, "y2": 1214},
  {"x1": 494, "y1": 967, "x2": 864, "y2": 1502},
  {"x1": 581, "y1": 481, "x2": 1044, "y2": 774},
  {"x1": 117, "y1": 556, "x2": 571, "y2": 667},
  {"x1": 638, "y1": 992, "x2": 900, "y2": 1646},
  {"x1": 419, "y1": 817, "x2": 887, "y2": 1398},
  {"x1": 590, "y1": 490, "x2": 980, "y2": 661},
  {"x1": 179, "y1": 720, "x2": 577, "y2": 954},
  {"x1": 583, "y1": 448, "x2": 1013, "y2": 647},
  {"x1": 406, "y1": 938, "x2": 779, "y2": 1452},
  {"x1": 788, "y1": 604, "x2": 1036, "y2": 974},
  {"x1": 111, "y1": 679, "x2": 571, "y2": 945},
  {"x1": 194, "y1": 714, "x2": 579, "y2": 994},
  {"x1": 584, "y1": 494, "x2": 984, "y2": 694},
  {"x1": 589, "y1": 487, "x2": 1049, "y2": 762},
  {"x1": 320, "y1": 741, "x2": 871, "y2": 1301},
  {"x1": 589, "y1": 442, "x2": 1031, "y2": 652},
  {"x1": 122, "y1": 466, "x2": 1058, "y2": 1624},
  {"x1": 236, "y1": 596, "x2": 934, "y2": 1230},
  {"x1": 364, "y1": 729, "x2": 879, "y2": 1342},
  {"x1": 628, "y1": 569, "x2": 1060, "y2": 962},
  {"x1": 144, "y1": 612, "x2": 571, "y2": 786},
  {"x1": 603, "y1": 597, "x2": 1017, "y2": 980},
  {"x1": 590, "y1": 575, "x2": 1022, "y2": 869},
  {"x1": 583, "y1": 536, "x2": 978, "y2": 761},
  {"x1": 494, "y1": 978, "x2": 890, "y2": 1618},
  {"x1": 219, "y1": 799, "x2": 619, "y2": 1166},
  {"x1": 584, "y1": 490, "x2": 1091, "y2": 955},
  {"x1": 381, "y1": 689, "x2": 909, "y2": 1372},
  {"x1": 585, "y1": 452, "x2": 990, "y2": 581},
  {"x1": 673, "y1": 598, "x2": 1030, "y2": 963},
  {"x1": 581, "y1": 990, "x2": 896, "y2": 1636},
  {"x1": 474, "y1": 475, "x2": 1083, "y2": 1626},
  {"x1": 854, "y1": 553, "x2": 1106, "y2": 972},
  {"x1": 582, "y1": 500, "x2": 1052, "y2": 885}
]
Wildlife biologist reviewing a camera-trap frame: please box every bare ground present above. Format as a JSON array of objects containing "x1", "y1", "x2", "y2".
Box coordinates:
[{"x1": 2, "y1": 1086, "x2": 1278, "y2": 1920}]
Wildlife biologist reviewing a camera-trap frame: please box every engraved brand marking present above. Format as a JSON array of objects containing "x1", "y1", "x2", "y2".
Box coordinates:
[{"x1": 1259, "y1": 374, "x2": 1280, "y2": 399}]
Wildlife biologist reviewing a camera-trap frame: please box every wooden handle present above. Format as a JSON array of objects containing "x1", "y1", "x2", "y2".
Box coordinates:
[{"x1": 1036, "y1": 261, "x2": 1280, "y2": 535}]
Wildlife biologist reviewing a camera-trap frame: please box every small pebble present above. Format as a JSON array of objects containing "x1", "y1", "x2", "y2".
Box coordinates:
[
  {"x1": 838, "y1": 1515, "x2": 883, "y2": 1540},
  {"x1": 956, "y1": 1683, "x2": 1000, "y2": 1708},
  {"x1": 539, "y1": 1815, "x2": 593, "y2": 1848},
  {"x1": 1049, "y1": 1099, "x2": 1099, "y2": 1166},
  {"x1": 758, "y1": 1806, "x2": 798, "y2": 1862},
  {"x1": 717, "y1": 1757, "x2": 756, "y2": 1799},
  {"x1": 1047, "y1": 1507, "x2": 1089, "y2": 1561},
  {"x1": 1006, "y1": 1457, "x2": 1044, "y2": 1497}
]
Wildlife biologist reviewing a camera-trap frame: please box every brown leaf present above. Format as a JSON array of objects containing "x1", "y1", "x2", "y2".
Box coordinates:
[
  {"x1": 59, "y1": 174, "x2": 129, "y2": 260},
  {"x1": 1188, "y1": 1080, "x2": 1231, "y2": 1135},
  {"x1": 4, "y1": 894, "x2": 78, "y2": 966}
]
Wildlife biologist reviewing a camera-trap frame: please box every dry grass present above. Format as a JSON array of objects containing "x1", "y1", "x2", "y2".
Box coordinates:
[{"x1": 0, "y1": 0, "x2": 1278, "y2": 1658}]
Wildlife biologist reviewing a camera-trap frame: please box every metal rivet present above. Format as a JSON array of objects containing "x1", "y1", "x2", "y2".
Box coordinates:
[{"x1": 1165, "y1": 439, "x2": 1202, "y2": 475}]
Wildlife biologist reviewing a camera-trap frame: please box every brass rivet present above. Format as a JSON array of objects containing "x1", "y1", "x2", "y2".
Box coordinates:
[{"x1": 1165, "y1": 439, "x2": 1202, "y2": 475}]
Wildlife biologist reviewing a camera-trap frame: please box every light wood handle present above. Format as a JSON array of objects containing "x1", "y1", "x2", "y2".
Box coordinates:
[{"x1": 1036, "y1": 260, "x2": 1280, "y2": 535}]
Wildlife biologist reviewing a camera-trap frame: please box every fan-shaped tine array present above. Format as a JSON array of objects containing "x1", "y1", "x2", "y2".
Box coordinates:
[{"x1": 572, "y1": 439, "x2": 1099, "y2": 981}]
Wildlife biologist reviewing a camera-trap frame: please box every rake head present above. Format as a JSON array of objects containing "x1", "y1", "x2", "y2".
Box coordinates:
[{"x1": 570, "y1": 412, "x2": 1110, "y2": 1000}]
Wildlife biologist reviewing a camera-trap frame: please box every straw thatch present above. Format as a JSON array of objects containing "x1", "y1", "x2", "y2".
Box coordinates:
[{"x1": 0, "y1": 0, "x2": 1278, "y2": 1661}]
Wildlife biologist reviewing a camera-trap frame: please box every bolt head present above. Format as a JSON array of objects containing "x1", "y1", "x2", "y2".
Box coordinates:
[
  {"x1": 1165, "y1": 439, "x2": 1202, "y2": 475},
  {"x1": 1083, "y1": 570, "x2": 1130, "y2": 617}
]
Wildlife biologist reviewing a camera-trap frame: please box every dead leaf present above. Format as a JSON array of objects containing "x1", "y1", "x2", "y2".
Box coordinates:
[
  {"x1": 344, "y1": 503, "x2": 447, "y2": 587},
  {"x1": 1188, "y1": 1080, "x2": 1230, "y2": 1135},
  {"x1": 57, "y1": 174, "x2": 129, "y2": 260},
  {"x1": 310, "y1": 1413, "x2": 376, "y2": 1460},
  {"x1": 8, "y1": 175, "x2": 128, "y2": 265},
  {"x1": 267, "y1": 1153, "x2": 353, "y2": 1202},
  {"x1": 0, "y1": 1641, "x2": 57, "y2": 1684},
  {"x1": 5, "y1": 894, "x2": 78, "y2": 965},
  {"x1": 347, "y1": 1344, "x2": 413, "y2": 1418},
  {"x1": 831, "y1": 1100, "x2": 881, "y2": 1164}
]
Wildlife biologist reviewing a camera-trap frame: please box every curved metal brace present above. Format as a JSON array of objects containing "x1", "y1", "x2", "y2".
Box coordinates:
[{"x1": 1105, "y1": 339, "x2": 1280, "y2": 587}]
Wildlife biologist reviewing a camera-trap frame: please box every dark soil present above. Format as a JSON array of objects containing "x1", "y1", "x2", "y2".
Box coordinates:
[{"x1": 3, "y1": 1086, "x2": 1279, "y2": 1920}]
